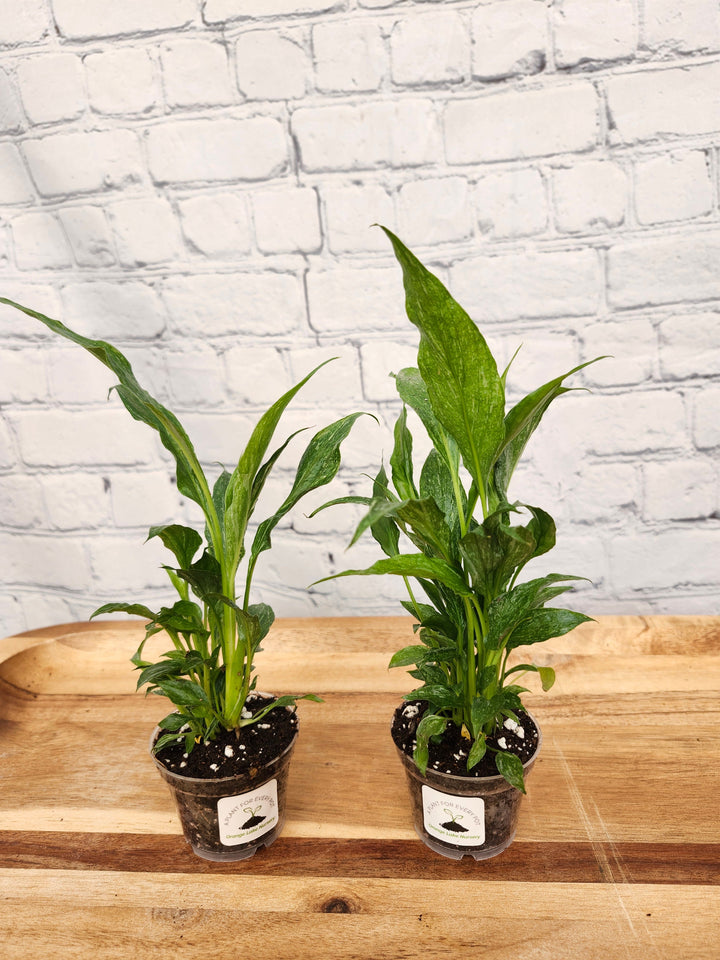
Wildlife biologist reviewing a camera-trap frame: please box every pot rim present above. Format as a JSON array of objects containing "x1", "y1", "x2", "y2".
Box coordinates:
[
  {"x1": 394, "y1": 706, "x2": 542, "y2": 786},
  {"x1": 149, "y1": 695, "x2": 298, "y2": 787}
]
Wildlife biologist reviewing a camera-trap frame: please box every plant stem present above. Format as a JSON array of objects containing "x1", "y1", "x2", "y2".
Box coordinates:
[
  {"x1": 402, "y1": 575, "x2": 422, "y2": 619},
  {"x1": 462, "y1": 597, "x2": 478, "y2": 712},
  {"x1": 243, "y1": 553, "x2": 259, "y2": 611}
]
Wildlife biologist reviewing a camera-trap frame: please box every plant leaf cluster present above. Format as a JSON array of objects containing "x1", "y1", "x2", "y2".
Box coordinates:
[
  {"x1": 315, "y1": 229, "x2": 599, "y2": 791},
  {"x1": 1, "y1": 297, "x2": 364, "y2": 752}
]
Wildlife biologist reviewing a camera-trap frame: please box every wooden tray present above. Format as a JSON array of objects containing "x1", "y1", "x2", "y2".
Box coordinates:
[{"x1": 1, "y1": 615, "x2": 719, "y2": 958}]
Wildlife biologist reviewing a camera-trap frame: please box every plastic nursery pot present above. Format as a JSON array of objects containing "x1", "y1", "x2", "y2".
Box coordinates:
[
  {"x1": 395, "y1": 714, "x2": 541, "y2": 862},
  {"x1": 150, "y1": 725, "x2": 298, "y2": 863}
]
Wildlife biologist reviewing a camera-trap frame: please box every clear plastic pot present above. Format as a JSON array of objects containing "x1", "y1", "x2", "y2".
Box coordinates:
[
  {"x1": 150, "y1": 726, "x2": 297, "y2": 862},
  {"x1": 395, "y1": 715, "x2": 541, "y2": 861}
]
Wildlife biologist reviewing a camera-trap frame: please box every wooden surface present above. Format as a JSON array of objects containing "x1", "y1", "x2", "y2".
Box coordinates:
[{"x1": 0, "y1": 615, "x2": 718, "y2": 958}]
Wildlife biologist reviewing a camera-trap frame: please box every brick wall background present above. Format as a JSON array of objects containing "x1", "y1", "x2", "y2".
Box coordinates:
[{"x1": 1, "y1": 0, "x2": 719, "y2": 638}]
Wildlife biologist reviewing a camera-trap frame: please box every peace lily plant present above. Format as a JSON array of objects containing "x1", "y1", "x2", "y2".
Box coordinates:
[
  {"x1": 317, "y1": 228, "x2": 599, "y2": 800},
  {"x1": 0, "y1": 297, "x2": 363, "y2": 755}
]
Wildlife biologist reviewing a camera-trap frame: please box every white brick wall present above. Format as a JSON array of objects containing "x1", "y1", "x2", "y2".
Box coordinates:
[
  {"x1": 471, "y1": 1, "x2": 547, "y2": 81},
  {"x1": 1, "y1": 0, "x2": 719, "y2": 639},
  {"x1": 86, "y1": 48, "x2": 159, "y2": 116}
]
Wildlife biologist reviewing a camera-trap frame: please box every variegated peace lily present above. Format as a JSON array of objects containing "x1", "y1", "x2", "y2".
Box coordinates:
[
  {"x1": 315, "y1": 229, "x2": 600, "y2": 791},
  {"x1": 1, "y1": 297, "x2": 365, "y2": 754}
]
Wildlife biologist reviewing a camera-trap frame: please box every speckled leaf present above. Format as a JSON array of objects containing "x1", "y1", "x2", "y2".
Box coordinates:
[
  {"x1": 505, "y1": 608, "x2": 593, "y2": 651},
  {"x1": 390, "y1": 405, "x2": 417, "y2": 500},
  {"x1": 223, "y1": 359, "x2": 334, "y2": 580},
  {"x1": 250, "y1": 412, "x2": 367, "y2": 564},
  {"x1": 147, "y1": 524, "x2": 202, "y2": 570},
  {"x1": 0, "y1": 299, "x2": 215, "y2": 519},
  {"x1": 315, "y1": 553, "x2": 472, "y2": 597},
  {"x1": 467, "y1": 735, "x2": 487, "y2": 770},
  {"x1": 493, "y1": 357, "x2": 605, "y2": 502},
  {"x1": 495, "y1": 751, "x2": 526, "y2": 794},
  {"x1": 381, "y1": 228, "x2": 505, "y2": 492},
  {"x1": 395, "y1": 367, "x2": 460, "y2": 473}
]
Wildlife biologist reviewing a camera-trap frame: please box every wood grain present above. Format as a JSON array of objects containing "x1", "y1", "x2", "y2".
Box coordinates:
[{"x1": 0, "y1": 615, "x2": 719, "y2": 958}]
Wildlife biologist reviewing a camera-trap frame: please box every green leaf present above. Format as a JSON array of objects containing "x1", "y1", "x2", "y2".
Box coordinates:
[
  {"x1": 91, "y1": 602, "x2": 156, "y2": 621},
  {"x1": 249, "y1": 412, "x2": 367, "y2": 568},
  {"x1": 467, "y1": 735, "x2": 487, "y2": 771},
  {"x1": 396, "y1": 498, "x2": 454, "y2": 560},
  {"x1": 153, "y1": 600, "x2": 208, "y2": 637},
  {"x1": 486, "y1": 574, "x2": 585, "y2": 649},
  {"x1": 410, "y1": 663, "x2": 449, "y2": 686},
  {"x1": 459, "y1": 519, "x2": 535, "y2": 597},
  {"x1": 413, "y1": 740, "x2": 430, "y2": 775},
  {"x1": 505, "y1": 663, "x2": 556, "y2": 691},
  {"x1": 247, "y1": 602, "x2": 274, "y2": 646},
  {"x1": 525, "y1": 506, "x2": 556, "y2": 561},
  {"x1": 395, "y1": 367, "x2": 460, "y2": 474},
  {"x1": 223, "y1": 358, "x2": 335, "y2": 583},
  {"x1": 156, "y1": 677, "x2": 210, "y2": 707},
  {"x1": 158, "y1": 713, "x2": 189, "y2": 732},
  {"x1": 176, "y1": 550, "x2": 223, "y2": 604},
  {"x1": 495, "y1": 751, "x2": 526, "y2": 793},
  {"x1": 309, "y1": 495, "x2": 372, "y2": 517},
  {"x1": 147, "y1": 524, "x2": 202, "y2": 570},
  {"x1": 406, "y1": 684, "x2": 461, "y2": 710},
  {"x1": 537, "y1": 665, "x2": 556, "y2": 691},
  {"x1": 505, "y1": 608, "x2": 593, "y2": 651},
  {"x1": 352, "y1": 495, "x2": 453, "y2": 560},
  {"x1": 418, "y1": 626, "x2": 454, "y2": 648},
  {"x1": 208, "y1": 469, "x2": 231, "y2": 552},
  {"x1": 348, "y1": 497, "x2": 400, "y2": 549},
  {"x1": 495, "y1": 687, "x2": 523, "y2": 714},
  {"x1": 368, "y1": 463, "x2": 400, "y2": 558},
  {"x1": 152, "y1": 731, "x2": 186, "y2": 754},
  {"x1": 314, "y1": 553, "x2": 472, "y2": 597},
  {"x1": 419, "y1": 448, "x2": 462, "y2": 543},
  {"x1": 470, "y1": 697, "x2": 497, "y2": 735},
  {"x1": 399, "y1": 600, "x2": 448, "y2": 631},
  {"x1": 500, "y1": 343, "x2": 522, "y2": 388},
  {"x1": 0, "y1": 300, "x2": 218, "y2": 521},
  {"x1": 389, "y1": 644, "x2": 429, "y2": 669},
  {"x1": 414, "y1": 713, "x2": 448, "y2": 775},
  {"x1": 381, "y1": 227, "x2": 505, "y2": 495},
  {"x1": 245, "y1": 692, "x2": 323, "y2": 725},
  {"x1": 250, "y1": 428, "x2": 309, "y2": 515},
  {"x1": 417, "y1": 713, "x2": 447, "y2": 739},
  {"x1": 389, "y1": 642, "x2": 457, "y2": 670},
  {"x1": 492, "y1": 357, "x2": 606, "y2": 502},
  {"x1": 347, "y1": 465, "x2": 401, "y2": 558},
  {"x1": 423, "y1": 645, "x2": 458, "y2": 665},
  {"x1": 136, "y1": 659, "x2": 185, "y2": 690},
  {"x1": 390, "y1": 405, "x2": 417, "y2": 500}
]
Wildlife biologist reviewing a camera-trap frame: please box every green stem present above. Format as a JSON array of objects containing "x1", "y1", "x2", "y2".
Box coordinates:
[
  {"x1": 476, "y1": 481, "x2": 488, "y2": 521},
  {"x1": 243, "y1": 555, "x2": 258, "y2": 611},
  {"x1": 402, "y1": 576, "x2": 423, "y2": 620},
  {"x1": 441, "y1": 435, "x2": 468, "y2": 538},
  {"x1": 470, "y1": 595, "x2": 488, "y2": 694},
  {"x1": 462, "y1": 598, "x2": 479, "y2": 714},
  {"x1": 500, "y1": 650, "x2": 515, "y2": 688},
  {"x1": 165, "y1": 628, "x2": 185, "y2": 654}
]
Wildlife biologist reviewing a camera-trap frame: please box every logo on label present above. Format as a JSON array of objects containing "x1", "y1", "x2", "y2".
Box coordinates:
[
  {"x1": 421, "y1": 785, "x2": 485, "y2": 846},
  {"x1": 217, "y1": 779, "x2": 278, "y2": 846}
]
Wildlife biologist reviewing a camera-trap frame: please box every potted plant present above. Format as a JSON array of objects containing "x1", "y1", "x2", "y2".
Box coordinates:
[
  {"x1": 1, "y1": 296, "x2": 365, "y2": 862},
  {"x1": 315, "y1": 228, "x2": 599, "y2": 860}
]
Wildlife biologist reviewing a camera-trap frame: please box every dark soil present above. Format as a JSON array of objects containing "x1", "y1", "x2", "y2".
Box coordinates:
[
  {"x1": 391, "y1": 700, "x2": 539, "y2": 778},
  {"x1": 153, "y1": 694, "x2": 298, "y2": 780}
]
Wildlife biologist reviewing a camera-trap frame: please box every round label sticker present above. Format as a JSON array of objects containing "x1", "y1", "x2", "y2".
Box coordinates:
[
  {"x1": 421, "y1": 784, "x2": 485, "y2": 846},
  {"x1": 217, "y1": 779, "x2": 278, "y2": 846}
]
